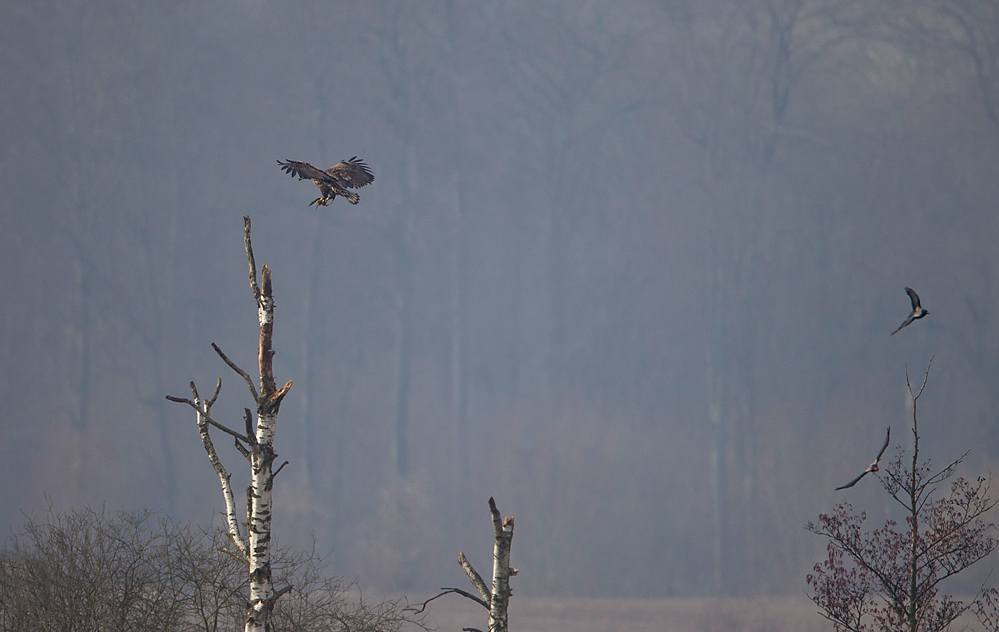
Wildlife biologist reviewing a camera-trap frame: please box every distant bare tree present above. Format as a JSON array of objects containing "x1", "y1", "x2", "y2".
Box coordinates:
[
  {"x1": 657, "y1": 0, "x2": 855, "y2": 593},
  {"x1": 806, "y1": 360, "x2": 999, "y2": 632},
  {"x1": 900, "y1": 0, "x2": 999, "y2": 134},
  {"x1": 490, "y1": 0, "x2": 650, "y2": 402},
  {"x1": 935, "y1": 0, "x2": 999, "y2": 134},
  {"x1": 824, "y1": 0, "x2": 999, "y2": 135},
  {"x1": 364, "y1": 1, "x2": 456, "y2": 484}
]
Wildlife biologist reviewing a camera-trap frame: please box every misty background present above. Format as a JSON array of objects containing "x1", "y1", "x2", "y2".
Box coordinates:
[{"x1": 2, "y1": 0, "x2": 999, "y2": 600}]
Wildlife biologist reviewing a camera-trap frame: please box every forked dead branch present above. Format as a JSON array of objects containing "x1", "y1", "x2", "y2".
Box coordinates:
[{"x1": 167, "y1": 216, "x2": 293, "y2": 632}]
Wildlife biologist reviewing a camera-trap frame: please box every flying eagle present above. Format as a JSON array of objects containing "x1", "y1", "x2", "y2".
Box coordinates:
[{"x1": 278, "y1": 157, "x2": 374, "y2": 207}]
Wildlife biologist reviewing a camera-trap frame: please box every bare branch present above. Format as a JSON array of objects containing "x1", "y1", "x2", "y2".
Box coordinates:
[
  {"x1": 208, "y1": 377, "x2": 222, "y2": 406},
  {"x1": 213, "y1": 343, "x2": 259, "y2": 404},
  {"x1": 244, "y1": 216, "x2": 261, "y2": 300},
  {"x1": 925, "y1": 451, "x2": 971, "y2": 487},
  {"x1": 218, "y1": 539, "x2": 250, "y2": 564},
  {"x1": 271, "y1": 461, "x2": 289, "y2": 481},
  {"x1": 235, "y1": 438, "x2": 250, "y2": 460},
  {"x1": 272, "y1": 584, "x2": 293, "y2": 603},
  {"x1": 177, "y1": 380, "x2": 249, "y2": 560},
  {"x1": 915, "y1": 355, "x2": 934, "y2": 400},
  {"x1": 204, "y1": 416, "x2": 253, "y2": 444},
  {"x1": 166, "y1": 387, "x2": 253, "y2": 444},
  {"x1": 406, "y1": 588, "x2": 489, "y2": 614},
  {"x1": 458, "y1": 552, "x2": 491, "y2": 603}
]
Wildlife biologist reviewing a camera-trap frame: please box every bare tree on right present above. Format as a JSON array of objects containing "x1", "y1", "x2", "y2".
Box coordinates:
[{"x1": 807, "y1": 359, "x2": 999, "y2": 632}]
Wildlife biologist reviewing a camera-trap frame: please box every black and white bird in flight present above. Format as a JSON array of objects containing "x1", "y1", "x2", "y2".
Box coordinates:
[
  {"x1": 891, "y1": 287, "x2": 928, "y2": 335},
  {"x1": 835, "y1": 427, "x2": 890, "y2": 490}
]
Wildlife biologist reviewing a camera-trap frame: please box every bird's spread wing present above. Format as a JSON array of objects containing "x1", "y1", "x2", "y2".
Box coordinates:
[
  {"x1": 891, "y1": 315, "x2": 915, "y2": 336},
  {"x1": 326, "y1": 157, "x2": 374, "y2": 189},
  {"x1": 905, "y1": 287, "x2": 921, "y2": 310},
  {"x1": 876, "y1": 427, "x2": 890, "y2": 462},
  {"x1": 836, "y1": 471, "x2": 868, "y2": 491},
  {"x1": 278, "y1": 159, "x2": 334, "y2": 183},
  {"x1": 836, "y1": 428, "x2": 891, "y2": 490}
]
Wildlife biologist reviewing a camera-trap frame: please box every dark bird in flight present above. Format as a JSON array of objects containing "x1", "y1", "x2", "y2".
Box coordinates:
[
  {"x1": 835, "y1": 427, "x2": 890, "y2": 490},
  {"x1": 278, "y1": 157, "x2": 374, "y2": 207},
  {"x1": 891, "y1": 287, "x2": 928, "y2": 335}
]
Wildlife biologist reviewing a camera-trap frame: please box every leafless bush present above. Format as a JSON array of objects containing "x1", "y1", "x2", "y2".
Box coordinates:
[
  {"x1": 0, "y1": 507, "x2": 188, "y2": 631},
  {"x1": 0, "y1": 507, "x2": 426, "y2": 632}
]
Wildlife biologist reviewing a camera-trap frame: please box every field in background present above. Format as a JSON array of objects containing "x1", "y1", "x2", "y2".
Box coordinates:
[{"x1": 422, "y1": 596, "x2": 831, "y2": 632}]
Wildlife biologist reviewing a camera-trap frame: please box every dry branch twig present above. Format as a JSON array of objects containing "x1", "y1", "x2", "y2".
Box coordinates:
[
  {"x1": 407, "y1": 588, "x2": 489, "y2": 614},
  {"x1": 213, "y1": 343, "x2": 259, "y2": 403},
  {"x1": 459, "y1": 552, "x2": 491, "y2": 603}
]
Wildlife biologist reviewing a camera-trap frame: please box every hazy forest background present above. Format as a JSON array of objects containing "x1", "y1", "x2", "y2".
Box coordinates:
[{"x1": 2, "y1": 0, "x2": 999, "y2": 602}]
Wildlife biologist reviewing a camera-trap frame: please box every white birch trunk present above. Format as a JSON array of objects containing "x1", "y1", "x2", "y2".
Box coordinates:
[
  {"x1": 487, "y1": 497, "x2": 514, "y2": 632},
  {"x1": 449, "y1": 497, "x2": 516, "y2": 632},
  {"x1": 242, "y1": 219, "x2": 291, "y2": 632},
  {"x1": 246, "y1": 408, "x2": 279, "y2": 632},
  {"x1": 168, "y1": 217, "x2": 292, "y2": 632}
]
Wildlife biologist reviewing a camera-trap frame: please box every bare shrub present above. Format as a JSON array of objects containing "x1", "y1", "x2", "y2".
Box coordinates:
[{"x1": 0, "y1": 507, "x2": 425, "y2": 632}]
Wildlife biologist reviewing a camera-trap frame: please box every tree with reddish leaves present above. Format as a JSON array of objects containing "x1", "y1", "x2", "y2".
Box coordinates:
[{"x1": 807, "y1": 360, "x2": 999, "y2": 632}]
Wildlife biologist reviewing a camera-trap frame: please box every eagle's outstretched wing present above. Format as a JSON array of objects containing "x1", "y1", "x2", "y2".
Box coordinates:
[
  {"x1": 891, "y1": 316, "x2": 915, "y2": 336},
  {"x1": 277, "y1": 159, "x2": 334, "y2": 183},
  {"x1": 875, "y1": 426, "x2": 891, "y2": 462},
  {"x1": 326, "y1": 157, "x2": 374, "y2": 189},
  {"x1": 835, "y1": 471, "x2": 868, "y2": 491},
  {"x1": 835, "y1": 427, "x2": 890, "y2": 490}
]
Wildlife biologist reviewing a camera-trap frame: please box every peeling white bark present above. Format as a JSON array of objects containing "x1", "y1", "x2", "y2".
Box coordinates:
[
  {"x1": 246, "y1": 409, "x2": 278, "y2": 632},
  {"x1": 169, "y1": 217, "x2": 291, "y2": 632},
  {"x1": 242, "y1": 220, "x2": 290, "y2": 632}
]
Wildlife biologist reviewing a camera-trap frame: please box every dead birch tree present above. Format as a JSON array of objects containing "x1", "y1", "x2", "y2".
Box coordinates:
[
  {"x1": 167, "y1": 216, "x2": 293, "y2": 632},
  {"x1": 414, "y1": 497, "x2": 516, "y2": 632}
]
